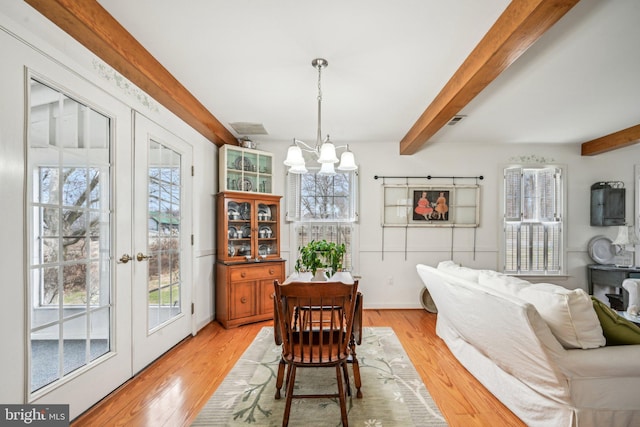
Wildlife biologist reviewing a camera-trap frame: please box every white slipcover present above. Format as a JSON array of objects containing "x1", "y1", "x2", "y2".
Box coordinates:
[{"x1": 417, "y1": 263, "x2": 640, "y2": 427}]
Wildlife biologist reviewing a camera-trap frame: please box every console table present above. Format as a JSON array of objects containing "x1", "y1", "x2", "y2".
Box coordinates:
[{"x1": 587, "y1": 264, "x2": 640, "y2": 309}]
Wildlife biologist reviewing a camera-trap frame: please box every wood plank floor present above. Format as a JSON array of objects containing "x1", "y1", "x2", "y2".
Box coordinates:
[{"x1": 71, "y1": 309, "x2": 525, "y2": 426}]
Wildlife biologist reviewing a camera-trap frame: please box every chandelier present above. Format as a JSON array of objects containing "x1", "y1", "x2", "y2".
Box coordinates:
[{"x1": 283, "y1": 58, "x2": 358, "y2": 175}]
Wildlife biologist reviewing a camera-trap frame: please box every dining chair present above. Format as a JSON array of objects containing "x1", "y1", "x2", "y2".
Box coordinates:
[{"x1": 273, "y1": 279, "x2": 359, "y2": 427}]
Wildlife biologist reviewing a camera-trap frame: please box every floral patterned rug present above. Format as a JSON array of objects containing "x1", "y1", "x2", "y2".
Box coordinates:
[{"x1": 192, "y1": 326, "x2": 447, "y2": 426}]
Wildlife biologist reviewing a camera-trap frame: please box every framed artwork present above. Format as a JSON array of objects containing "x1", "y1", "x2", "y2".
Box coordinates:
[
  {"x1": 412, "y1": 189, "x2": 450, "y2": 222},
  {"x1": 381, "y1": 184, "x2": 479, "y2": 227}
]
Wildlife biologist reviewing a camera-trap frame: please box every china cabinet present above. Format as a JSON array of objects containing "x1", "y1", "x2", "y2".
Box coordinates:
[
  {"x1": 219, "y1": 144, "x2": 274, "y2": 194},
  {"x1": 215, "y1": 191, "x2": 284, "y2": 328}
]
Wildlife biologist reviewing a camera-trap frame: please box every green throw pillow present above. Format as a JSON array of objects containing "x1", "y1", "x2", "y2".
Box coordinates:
[{"x1": 591, "y1": 297, "x2": 640, "y2": 346}]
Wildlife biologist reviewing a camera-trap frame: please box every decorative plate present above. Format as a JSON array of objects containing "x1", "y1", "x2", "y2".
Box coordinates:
[
  {"x1": 259, "y1": 225, "x2": 272, "y2": 238},
  {"x1": 588, "y1": 235, "x2": 616, "y2": 265},
  {"x1": 234, "y1": 156, "x2": 252, "y2": 171},
  {"x1": 239, "y1": 178, "x2": 252, "y2": 192},
  {"x1": 259, "y1": 225, "x2": 271, "y2": 232},
  {"x1": 228, "y1": 226, "x2": 238, "y2": 239},
  {"x1": 258, "y1": 244, "x2": 270, "y2": 256},
  {"x1": 228, "y1": 244, "x2": 236, "y2": 257},
  {"x1": 241, "y1": 224, "x2": 251, "y2": 238},
  {"x1": 239, "y1": 202, "x2": 251, "y2": 219},
  {"x1": 228, "y1": 208, "x2": 240, "y2": 220},
  {"x1": 257, "y1": 203, "x2": 271, "y2": 219}
]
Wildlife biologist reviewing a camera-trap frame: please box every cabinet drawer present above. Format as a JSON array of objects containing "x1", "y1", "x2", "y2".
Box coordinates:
[
  {"x1": 230, "y1": 263, "x2": 283, "y2": 281},
  {"x1": 591, "y1": 269, "x2": 627, "y2": 287}
]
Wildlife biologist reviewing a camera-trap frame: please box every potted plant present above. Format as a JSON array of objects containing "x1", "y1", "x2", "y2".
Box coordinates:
[{"x1": 294, "y1": 239, "x2": 346, "y2": 280}]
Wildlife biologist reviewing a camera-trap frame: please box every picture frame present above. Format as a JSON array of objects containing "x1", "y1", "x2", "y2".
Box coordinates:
[
  {"x1": 381, "y1": 184, "x2": 479, "y2": 227},
  {"x1": 411, "y1": 189, "x2": 451, "y2": 223}
]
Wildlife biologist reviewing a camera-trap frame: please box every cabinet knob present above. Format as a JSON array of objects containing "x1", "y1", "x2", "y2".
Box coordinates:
[
  {"x1": 269, "y1": 268, "x2": 275, "y2": 275},
  {"x1": 241, "y1": 271, "x2": 246, "y2": 278},
  {"x1": 241, "y1": 297, "x2": 247, "y2": 304}
]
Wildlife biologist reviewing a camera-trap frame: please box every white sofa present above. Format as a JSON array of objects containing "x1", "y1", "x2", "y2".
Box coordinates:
[{"x1": 416, "y1": 261, "x2": 640, "y2": 427}]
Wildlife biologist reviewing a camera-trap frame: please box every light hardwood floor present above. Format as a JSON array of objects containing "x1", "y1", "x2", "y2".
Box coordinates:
[{"x1": 71, "y1": 310, "x2": 525, "y2": 426}]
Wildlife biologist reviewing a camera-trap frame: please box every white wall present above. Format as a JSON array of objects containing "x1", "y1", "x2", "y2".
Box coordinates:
[{"x1": 259, "y1": 139, "x2": 640, "y2": 308}]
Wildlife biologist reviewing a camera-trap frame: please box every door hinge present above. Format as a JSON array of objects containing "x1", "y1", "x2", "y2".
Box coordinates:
[
  {"x1": 191, "y1": 165, "x2": 194, "y2": 176},
  {"x1": 191, "y1": 234, "x2": 194, "y2": 245},
  {"x1": 191, "y1": 303, "x2": 194, "y2": 315}
]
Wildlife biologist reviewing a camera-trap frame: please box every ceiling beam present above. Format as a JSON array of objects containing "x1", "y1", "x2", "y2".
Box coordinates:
[
  {"x1": 399, "y1": 0, "x2": 580, "y2": 155},
  {"x1": 24, "y1": 0, "x2": 238, "y2": 146},
  {"x1": 581, "y1": 124, "x2": 640, "y2": 156}
]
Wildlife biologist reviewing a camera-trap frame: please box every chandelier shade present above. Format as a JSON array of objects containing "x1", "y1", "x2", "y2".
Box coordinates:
[
  {"x1": 317, "y1": 139, "x2": 338, "y2": 163},
  {"x1": 283, "y1": 144, "x2": 305, "y2": 167},
  {"x1": 318, "y1": 162, "x2": 336, "y2": 176},
  {"x1": 288, "y1": 163, "x2": 308, "y2": 174},
  {"x1": 283, "y1": 58, "x2": 358, "y2": 174},
  {"x1": 338, "y1": 149, "x2": 357, "y2": 171}
]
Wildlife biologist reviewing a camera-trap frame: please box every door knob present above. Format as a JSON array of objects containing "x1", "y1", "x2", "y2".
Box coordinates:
[
  {"x1": 118, "y1": 254, "x2": 132, "y2": 264},
  {"x1": 136, "y1": 252, "x2": 154, "y2": 262}
]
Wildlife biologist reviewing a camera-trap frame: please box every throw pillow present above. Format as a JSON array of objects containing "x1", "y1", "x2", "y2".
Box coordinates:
[
  {"x1": 516, "y1": 284, "x2": 605, "y2": 349},
  {"x1": 591, "y1": 296, "x2": 640, "y2": 346},
  {"x1": 477, "y1": 274, "x2": 606, "y2": 349}
]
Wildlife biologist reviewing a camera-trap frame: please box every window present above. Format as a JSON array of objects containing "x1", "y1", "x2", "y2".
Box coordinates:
[
  {"x1": 286, "y1": 169, "x2": 358, "y2": 271},
  {"x1": 503, "y1": 166, "x2": 563, "y2": 274}
]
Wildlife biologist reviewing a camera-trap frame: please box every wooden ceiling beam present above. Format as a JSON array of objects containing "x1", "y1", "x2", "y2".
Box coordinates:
[
  {"x1": 399, "y1": 0, "x2": 580, "y2": 155},
  {"x1": 581, "y1": 124, "x2": 640, "y2": 156},
  {"x1": 24, "y1": 0, "x2": 238, "y2": 146}
]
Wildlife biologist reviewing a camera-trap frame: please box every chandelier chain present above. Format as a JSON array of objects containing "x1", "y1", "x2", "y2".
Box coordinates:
[{"x1": 316, "y1": 61, "x2": 323, "y2": 144}]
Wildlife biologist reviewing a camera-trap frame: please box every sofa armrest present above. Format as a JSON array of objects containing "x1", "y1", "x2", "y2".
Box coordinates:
[{"x1": 560, "y1": 345, "x2": 640, "y2": 378}]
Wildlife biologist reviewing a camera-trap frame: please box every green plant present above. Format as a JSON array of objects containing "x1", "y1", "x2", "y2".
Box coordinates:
[{"x1": 294, "y1": 240, "x2": 346, "y2": 278}]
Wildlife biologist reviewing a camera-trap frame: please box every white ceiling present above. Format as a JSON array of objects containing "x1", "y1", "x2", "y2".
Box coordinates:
[{"x1": 41, "y1": 1, "x2": 640, "y2": 152}]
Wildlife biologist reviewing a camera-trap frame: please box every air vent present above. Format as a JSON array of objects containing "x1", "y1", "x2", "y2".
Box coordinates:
[
  {"x1": 447, "y1": 115, "x2": 466, "y2": 126},
  {"x1": 229, "y1": 122, "x2": 268, "y2": 135}
]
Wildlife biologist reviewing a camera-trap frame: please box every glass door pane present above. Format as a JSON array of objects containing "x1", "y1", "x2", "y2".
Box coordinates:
[
  {"x1": 147, "y1": 141, "x2": 182, "y2": 330},
  {"x1": 28, "y1": 79, "x2": 111, "y2": 392}
]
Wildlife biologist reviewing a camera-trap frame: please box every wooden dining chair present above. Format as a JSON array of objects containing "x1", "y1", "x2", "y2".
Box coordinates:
[{"x1": 273, "y1": 279, "x2": 359, "y2": 427}]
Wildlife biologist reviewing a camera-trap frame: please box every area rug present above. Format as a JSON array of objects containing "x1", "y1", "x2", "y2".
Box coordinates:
[{"x1": 192, "y1": 326, "x2": 447, "y2": 426}]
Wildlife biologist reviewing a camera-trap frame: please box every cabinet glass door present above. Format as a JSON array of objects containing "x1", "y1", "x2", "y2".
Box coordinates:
[
  {"x1": 220, "y1": 145, "x2": 273, "y2": 194},
  {"x1": 256, "y1": 199, "x2": 278, "y2": 259},
  {"x1": 227, "y1": 198, "x2": 253, "y2": 260}
]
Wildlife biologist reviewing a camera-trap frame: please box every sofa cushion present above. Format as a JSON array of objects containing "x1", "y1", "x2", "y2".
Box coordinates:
[
  {"x1": 519, "y1": 284, "x2": 605, "y2": 349},
  {"x1": 591, "y1": 296, "x2": 640, "y2": 346},
  {"x1": 437, "y1": 260, "x2": 482, "y2": 283},
  {"x1": 478, "y1": 273, "x2": 605, "y2": 349},
  {"x1": 478, "y1": 270, "x2": 530, "y2": 294}
]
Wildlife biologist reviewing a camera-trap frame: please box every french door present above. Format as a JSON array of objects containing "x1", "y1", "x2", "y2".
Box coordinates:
[
  {"x1": 132, "y1": 113, "x2": 192, "y2": 373},
  {"x1": 27, "y1": 74, "x2": 133, "y2": 418},
  {"x1": 27, "y1": 75, "x2": 192, "y2": 417}
]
